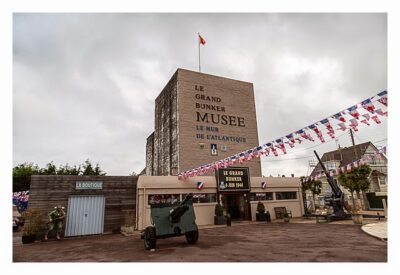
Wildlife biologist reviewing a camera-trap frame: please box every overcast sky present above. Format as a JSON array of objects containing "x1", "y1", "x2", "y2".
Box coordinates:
[{"x1": 13, "y1": 13, "x2": 387, "y2": 176}]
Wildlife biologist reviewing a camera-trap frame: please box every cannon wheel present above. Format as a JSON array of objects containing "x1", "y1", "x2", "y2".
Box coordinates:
[
  {"x1": 185, "y1": 230, "x2": 199, "y2": 244},
  {"x1": 144, "y1": 226, "x2": 156, "y2": 250}
]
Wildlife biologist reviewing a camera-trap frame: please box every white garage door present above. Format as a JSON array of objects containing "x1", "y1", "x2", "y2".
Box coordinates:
[{"x1": 65, "y1": 196, "x2": 105, "y2": 237}]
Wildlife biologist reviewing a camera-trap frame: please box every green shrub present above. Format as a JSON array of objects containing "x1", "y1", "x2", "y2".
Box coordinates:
[
  {"x1": 22, "y1": 209, "x2": 44, "y2": 236},
  {"x1": 283, "y1": 212, "x2": 289, "y2": 218},
  {"x1": 215, "y1": 203, "x2": 224, "y2": 216},
  {"x1": 257, "y1": 201, "x2": 265, "y2": 213}
]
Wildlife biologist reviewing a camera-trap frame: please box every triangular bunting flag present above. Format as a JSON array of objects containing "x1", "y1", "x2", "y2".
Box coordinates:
[{"x1": 361, "y1": 98, "x2": 375, "y2": 114}]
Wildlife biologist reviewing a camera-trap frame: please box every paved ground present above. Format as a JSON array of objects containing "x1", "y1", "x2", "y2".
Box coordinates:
[
  {"x1": 13, "y1": 222, "x2": 386, "y2": 262},
  {"x1": 362, "y1": 221, "x2": 387, "y2": 240}
]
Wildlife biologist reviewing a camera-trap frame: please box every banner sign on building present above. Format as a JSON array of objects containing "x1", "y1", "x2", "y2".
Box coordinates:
[
  {"x1": 75, "y1": 181, "x2": 103, "y2": 190},
  {"x1": 217, "y1": 167, "x2": 250, "y2": 191}
]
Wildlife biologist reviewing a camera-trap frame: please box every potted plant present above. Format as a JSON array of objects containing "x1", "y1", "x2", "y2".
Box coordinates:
[
  {"x1": 121, "y1": 210, "x2": 136, "y2": 236},
  {"x1": 21, "y1": 209, "x2": 43, "y2": 244},
  {"x1": 283, "y1": 212, "x2": 290, "y2": 223},
  {"x1": 214, "y1": 203, "x2": 226, "y2": 225},
  {"x1": 256, "y1": 202, "x2": 267, "y2": 221}
]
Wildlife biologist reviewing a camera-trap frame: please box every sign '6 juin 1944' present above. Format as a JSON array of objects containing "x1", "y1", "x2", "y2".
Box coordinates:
[{"x1": 217, "y1": 168, "x2": 250, "y2": 191}]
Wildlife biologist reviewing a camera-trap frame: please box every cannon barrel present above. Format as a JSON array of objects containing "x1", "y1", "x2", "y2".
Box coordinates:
[{"x1": 169, "y1": 193, "x2": 193, "y2": 223}]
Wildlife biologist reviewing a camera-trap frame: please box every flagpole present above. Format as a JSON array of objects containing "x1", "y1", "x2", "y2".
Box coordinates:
[{"x1": 198, "y1": 33, "x2": 201, "y2": 72}]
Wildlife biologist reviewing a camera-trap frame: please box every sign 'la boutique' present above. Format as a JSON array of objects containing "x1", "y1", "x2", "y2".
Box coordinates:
[{"x1": 217, "y1": 168, "x2": 250, "y2": 191}]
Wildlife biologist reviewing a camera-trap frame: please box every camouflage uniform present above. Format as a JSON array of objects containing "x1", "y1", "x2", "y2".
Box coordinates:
[{"x1": 44, "y1": 206, "x2": 66, "y2": 240}]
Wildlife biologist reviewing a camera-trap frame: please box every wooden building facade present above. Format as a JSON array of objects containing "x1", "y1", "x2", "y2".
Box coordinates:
[{"x1": 29, "y1": 175, "x2": 137, "y2": 235}]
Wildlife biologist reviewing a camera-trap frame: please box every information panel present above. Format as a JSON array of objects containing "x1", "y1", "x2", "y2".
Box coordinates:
[{"x1": 217, "y1": 167, "x2": 250, "y2": 191}]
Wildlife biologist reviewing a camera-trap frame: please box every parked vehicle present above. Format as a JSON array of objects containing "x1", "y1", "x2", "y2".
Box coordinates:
[{"x1": 13, "y1": 204, "x2": 23, "y2": 232}]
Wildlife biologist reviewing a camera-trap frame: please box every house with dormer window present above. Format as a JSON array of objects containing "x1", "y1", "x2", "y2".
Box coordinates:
[{"x1": 309, "y1": 141, "x2": 387, "y2": 209}]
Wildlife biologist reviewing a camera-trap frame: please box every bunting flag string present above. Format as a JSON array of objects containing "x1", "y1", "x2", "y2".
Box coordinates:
[
  {"x1": 178, "y1": 90, "x2": 388, "y2": 180},
  {"x1": 303, "y1": 146, "x2": 387, "y2": 182}
]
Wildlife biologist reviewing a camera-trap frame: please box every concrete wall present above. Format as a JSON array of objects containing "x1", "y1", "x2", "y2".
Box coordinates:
[
  {"x1": 153, "y1": 71, "x2": 179, "y2": 176},
  {"x1": 249, "y1": 177, "x2": 304, "y2": 220},
  {"x1": 145, "y1": 133, "x2": 154, "y2": 176}
]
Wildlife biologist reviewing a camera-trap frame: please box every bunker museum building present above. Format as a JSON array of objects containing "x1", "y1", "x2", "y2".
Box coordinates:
[{"x1": 28, "y1": 69, "x2": 304, "y2": 236}]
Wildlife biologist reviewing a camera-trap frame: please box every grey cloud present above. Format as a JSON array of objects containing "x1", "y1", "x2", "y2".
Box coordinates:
[{"x1": 13, "y1": 13, "x2": 387, "y2": 176}]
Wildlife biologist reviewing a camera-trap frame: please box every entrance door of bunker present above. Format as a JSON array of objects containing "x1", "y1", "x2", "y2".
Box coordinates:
[{"x1": 222, "y1": 193, "x2": 251, "y2": 220}]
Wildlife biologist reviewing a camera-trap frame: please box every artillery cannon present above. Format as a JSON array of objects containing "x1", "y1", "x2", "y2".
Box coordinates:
[
  {"x1": 143, "y1": 193, "x2": 199, "y2": 250},
  {"x1": 313, "y1": 150, "x2": 349, "y2": 220}
]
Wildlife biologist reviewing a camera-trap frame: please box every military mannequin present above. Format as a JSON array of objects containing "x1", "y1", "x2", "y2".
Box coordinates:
[{"x1": 44, "y1": 205, "x2": 66, "y2": 241}]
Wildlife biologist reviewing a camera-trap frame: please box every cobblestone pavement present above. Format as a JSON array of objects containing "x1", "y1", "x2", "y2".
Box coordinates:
[{"x1": 13, "y1": 222, "x2": 386, "y2": 262}]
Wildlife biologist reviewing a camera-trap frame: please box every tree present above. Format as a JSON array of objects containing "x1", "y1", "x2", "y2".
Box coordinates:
[
  {"x1": 39, "y1": 162, "x2": 57, "y2": 175},
  {"x1": 13, "y1": 159, "x2": 106, "y2": 191},
  {"x1": 82, "y1": 159, "x2": 95, "y2": 175},
  {"x1": 13, "y1": 163, "x2": 40, "y2": 192},
  {"x1": 82, "y1": 159, "x2": 106, "y2": 175},
  {"x1": 302, "y1": 178, "x2": 322, "y2": 209},
  {"x1": 338, "y1": 164, "x2": 371, "y2": 206},
  {"x1": 56, "y1": 164, "x2": 81, "y2": 175},
  {"x1": 93, "y1": 163, "x2": 106, "y2": 176}
]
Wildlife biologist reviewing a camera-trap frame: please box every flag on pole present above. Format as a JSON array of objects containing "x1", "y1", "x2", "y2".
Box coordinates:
[
  {"x1": 197, "y1": 182, "x2": 204, "y2": 190},
  {"x1": 198, "y1": 34, "x2": 206, "y2": 45},
  {"x1": 261, "y1": 181, "x2": 267, "y2": 189},
  {"x1": 198, "y1": 33, "x2": 206, "y2": 72}
]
